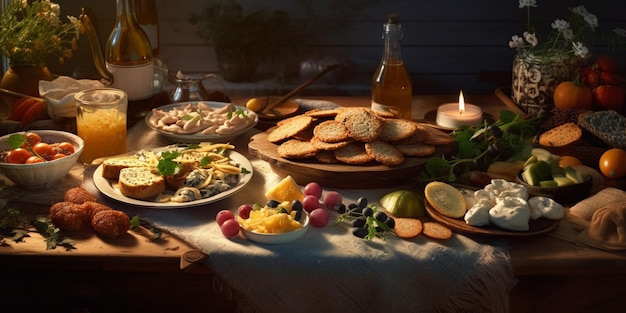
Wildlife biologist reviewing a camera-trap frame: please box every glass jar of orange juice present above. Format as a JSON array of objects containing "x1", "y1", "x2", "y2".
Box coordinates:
[{"x1": 74, "y1": 88, "x2": 127, "y2": 163}]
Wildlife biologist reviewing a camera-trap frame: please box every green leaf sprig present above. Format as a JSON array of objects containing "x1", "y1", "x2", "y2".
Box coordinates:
[
  {"x1": 419, "y1": 110, "x2": 541, "y2": 184},
  {"x1": 336, "y1": 204, "x2": 392, "y2": 240}
]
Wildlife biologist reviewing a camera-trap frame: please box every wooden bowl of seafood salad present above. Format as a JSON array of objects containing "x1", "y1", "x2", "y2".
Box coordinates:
[{"x1": 145, "y1": 101, "x2": 258, "y2": 143}]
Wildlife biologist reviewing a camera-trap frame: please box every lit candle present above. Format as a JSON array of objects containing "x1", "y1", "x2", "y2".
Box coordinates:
[{"x1": 435, "y1": 91, "x2": 483, "y2": 129}]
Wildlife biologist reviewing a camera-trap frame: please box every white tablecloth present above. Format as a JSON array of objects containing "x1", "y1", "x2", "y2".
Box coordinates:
[{"x1": 79, "y1": 122, "x2": 516, "y2": 313}]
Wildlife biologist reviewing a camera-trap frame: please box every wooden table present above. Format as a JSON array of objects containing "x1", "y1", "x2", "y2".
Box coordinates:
[{"x1": 1, "y1": 94, "x2": 625, "y2": 313}]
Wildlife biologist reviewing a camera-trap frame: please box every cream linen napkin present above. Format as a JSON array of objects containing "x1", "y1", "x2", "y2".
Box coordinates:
[{"x1": 78, "y1": 121, "x2": 516, "y2": 313}]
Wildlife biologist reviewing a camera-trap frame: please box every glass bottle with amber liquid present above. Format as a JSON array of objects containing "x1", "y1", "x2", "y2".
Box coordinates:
[
  {"x1": 106, "y1": 0, "x2": 153, "y2": 101},
  {"x1": 371, "y1": 14, "x2": 413, "y2": 120}
]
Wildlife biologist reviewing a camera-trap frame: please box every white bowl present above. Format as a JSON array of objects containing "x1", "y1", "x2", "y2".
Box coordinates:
[
  {"x1": 0, "y1": 130, "x2": 84, "y2": 189},
  {"x1": 239, "y1": 213, "x2": 309, "y2": 244},
  {"x1": 145, "y1": 101, "x2": 258, "y2": 143}
]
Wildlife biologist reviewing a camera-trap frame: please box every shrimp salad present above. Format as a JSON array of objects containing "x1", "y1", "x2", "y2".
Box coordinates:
[{"x1": 148, "y1": 102, "x2": 257, "y2": 136}]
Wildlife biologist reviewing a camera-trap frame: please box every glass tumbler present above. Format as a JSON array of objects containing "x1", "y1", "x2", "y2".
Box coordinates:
[{"x1": 74, "y1": 88, "x2": 128, "y2": 163}]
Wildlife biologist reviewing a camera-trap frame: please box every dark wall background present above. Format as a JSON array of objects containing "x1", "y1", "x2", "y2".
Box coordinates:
[{"x1": 42, "y1": 0, "x2": 626, "y2": 96}]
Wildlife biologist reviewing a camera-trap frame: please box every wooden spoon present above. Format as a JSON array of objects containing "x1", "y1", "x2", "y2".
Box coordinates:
[{"x1": 259, "y1": 64, "x2": 340, "y2": 115}]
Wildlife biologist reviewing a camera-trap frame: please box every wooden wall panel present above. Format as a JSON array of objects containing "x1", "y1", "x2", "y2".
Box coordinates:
[{"x1": 30, "y1": 0, "x2": 626, "y2": 96}]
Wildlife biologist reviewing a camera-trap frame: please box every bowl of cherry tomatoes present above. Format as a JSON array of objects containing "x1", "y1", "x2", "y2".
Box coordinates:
[{"x1": 0, "y1": 130, "x2": 84, "y2": 189}]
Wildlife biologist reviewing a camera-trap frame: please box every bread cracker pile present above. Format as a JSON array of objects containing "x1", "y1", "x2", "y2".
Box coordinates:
[{"x1": 267, "y1": 107, "x2": 454, "y2": 166}]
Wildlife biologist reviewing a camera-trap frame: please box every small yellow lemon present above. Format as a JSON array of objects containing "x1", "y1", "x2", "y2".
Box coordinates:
[{"x1": 246, "y1": 98, "x2": 265, "y2": 112}]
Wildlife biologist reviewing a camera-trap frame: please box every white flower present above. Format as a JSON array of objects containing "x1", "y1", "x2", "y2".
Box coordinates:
[
  {"x1": 551, "y1": 19, "x2": 569, "y2": 31},
  {"x1": 509, "y1": 35, "x2": 525, "y2": 48},
  {"x1": 523, "y1": 31, "x2": 538, "y2": 47},
  {"x1": 614, "y1": 28, "x2": 626, "y2": 37},
  {"x1": 570, "y1": 5, "x2": 589, "y2": 16},
  {"x1": 561, "y1": 28, "x2": 574, "y2": 40},
  {"x1": 20, "y1": 0, "x2": 28, "y2": 8},
  {"x1": 583, "y1": 13, "x2": 599, "y2": 30},
  {"x1": 518, "y1": 0, "x2": 537, "y2": 9},
  {"x1": 572, "y1": 41, "x2": 589, "y2": 58}
]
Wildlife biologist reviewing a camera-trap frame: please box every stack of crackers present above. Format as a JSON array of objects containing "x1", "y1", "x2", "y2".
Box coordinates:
[{"x1": 267, "y1": 107, "x2": 454, "y2": 166}]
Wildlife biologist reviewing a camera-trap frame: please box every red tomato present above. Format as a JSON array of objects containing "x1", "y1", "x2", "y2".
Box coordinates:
[
  {"x1": 595, "y1": 55, "x2": 619, "y2": 73},
  {"x1": 593, "y1": 85, "x2": 625, "y2": 111},
  {"x1": 7, "y1": 148, "x2": 32, "y2": 164},
  {"x1": 25, "y1": 156, "x2": 45, "y2": 164},
  {"x1": 55, "y1": 142, "x2": 75, "y2": 155},
  {"x1": 599, "y1": 71, "x2": 624, "y2": 86},
  {"x1": 21, "y1": 132, "x2": 42, "y2": 148},
  {"x1": 52, "y1": 153, "x2": 67, "y2": 160},
  {"x1": 581, "y1": 67, "x2": 600, "y2": 89},
  {"x1": 33, "y1": 142, "x2": 54, "y2": 160}
]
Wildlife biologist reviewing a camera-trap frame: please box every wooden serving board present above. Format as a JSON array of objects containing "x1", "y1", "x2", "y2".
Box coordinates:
[{"x1": 248, "y1": 129, "x2": 452, "y2": 189}]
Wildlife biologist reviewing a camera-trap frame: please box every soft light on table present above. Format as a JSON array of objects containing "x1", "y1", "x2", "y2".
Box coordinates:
[{"x1": 436, "y1": 91, "x2": 483, "y2": 129}]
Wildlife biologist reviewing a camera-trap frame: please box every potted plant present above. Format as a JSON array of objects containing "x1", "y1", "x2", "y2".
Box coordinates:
[
  {"x1": 508, "y1": 1, "x2": 626, "y2": 115},
  {"x1": 0, "y1": 0, "x2": 79, "y2": 114},
  {"x1": 189, "y1": 0, "x2": 302, "y2": 82}
]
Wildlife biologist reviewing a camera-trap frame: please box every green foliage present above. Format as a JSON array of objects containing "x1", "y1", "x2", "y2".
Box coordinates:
[{"x1": 419, "y1": 110, "x2": 540, "y2": 184}]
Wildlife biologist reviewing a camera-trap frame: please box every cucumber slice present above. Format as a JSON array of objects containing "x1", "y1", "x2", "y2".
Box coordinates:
[
  {"x1": 539, "y1": 180, "x2": 559, "y2": 188},
  {"x1": 553, "y1": 176, "x2": 574, "y2": 186},
  {"x1": 565, "y1": 166, "x2": 585, "y2": 184}
]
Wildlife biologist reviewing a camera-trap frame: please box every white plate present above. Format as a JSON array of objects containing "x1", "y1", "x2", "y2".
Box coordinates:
[
  {"x1": 93, "y1": 149, "x2": 254, "y2": 209},
  {"x1": 145, "y1": 101, "x2": 258, "y2": 143},
  {"x1": 239, "y1": 213, "x2": 309, "y2": 244}
]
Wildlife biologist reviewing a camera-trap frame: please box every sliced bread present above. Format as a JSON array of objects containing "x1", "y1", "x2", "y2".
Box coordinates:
[
  {"x1": 578, "y1": 110, "x2": 626, "y2": 149},
  {"x1": 538, "y1": 122, "x2": 582, "y2": 147},
  {"x1": 102, "y1": 156, "x2": 149, "y2": 179},
  {"x1": 118, "y1": 167, "x2": 165, "y2": 200}
]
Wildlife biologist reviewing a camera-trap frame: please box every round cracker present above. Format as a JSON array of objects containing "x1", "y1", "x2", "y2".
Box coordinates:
[
  {"x1": 394, "y1": 218, "x2": 423, "y2": 239},
  {"x1": 422, "y1": 222, "x2": 453, "y2": 240},
  {"x1": 268, "y1": 115, "x2": 313, "y2": 143},
  {"x1": 365, "y1": 140, "x2": 405, "y2": 166},
  {"x1": 378, "y1": 119, "x2": 418, "y2": 142},
  {"x1": 313, "y1": 120, "x2": 350, "y2": 143},
  {"x1": 333, "y1": 142, "x2": 374, "y2": 165},
  {"x1": 277, "y1": 139, "x2": 318, "y2": 159}
]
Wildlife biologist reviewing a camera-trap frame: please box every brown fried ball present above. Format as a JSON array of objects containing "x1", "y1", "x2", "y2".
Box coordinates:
[
  {"x1": 80, "y1": 201, "x2": 113, "y2": 220},
  {"x1": 49, "y1": 202, "x2": 90, "y2": 232},
  {"x1": 64, "y1": 187, "x2": 97, "y2": 204},
  {"x1": 91, "y1": 210, "x2": 131, "y2": 238}
]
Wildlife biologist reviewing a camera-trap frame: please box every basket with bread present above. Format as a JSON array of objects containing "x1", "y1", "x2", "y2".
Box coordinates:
[
  {"x1": 536, "y1": 108, "x2": 625, "y2": 167},
  {"x1": 94, "y1": 143, "x2": 252, "y2": 205}
]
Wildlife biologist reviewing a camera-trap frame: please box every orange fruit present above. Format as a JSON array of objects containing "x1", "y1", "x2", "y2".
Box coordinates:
[
  {"x1": 553, "y1": 81, "x2": 593, "y2": 110},
  {"x1": 599, "y1": 148, "x2": 626, "y2": 179},
  {"x1": 559, "y1": 155, "x2": 583, "y2": 168}
]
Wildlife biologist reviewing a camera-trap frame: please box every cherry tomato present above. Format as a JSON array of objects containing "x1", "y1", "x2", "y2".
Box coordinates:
[
  {"x1": 7, "y1": 148, "x2": 32, "y2": 164},
  {"x1": 593, "y1": 85, "x2": 624, "y2": 111},
  {"x1": 559, "y1": 156, "x2": 583, "y2": 168},
  {"x1": 55, "y1": 142, "x2": 75, "y2": 154},
  {"x1": 25, "y1": 156, "x2": 45, "y2": 164},
  {"x1": 33, "y1": 142, "x2": 54, "y2": 160},
  {"x1": 52, "y1": 153, "x2": 67, "y2": 160},
  {"x1": 21, "y1": 132, "x2": 42, "y2": 148},
  {"x1": 599, "y1": 148, "x2": 626, "y2": 179}
]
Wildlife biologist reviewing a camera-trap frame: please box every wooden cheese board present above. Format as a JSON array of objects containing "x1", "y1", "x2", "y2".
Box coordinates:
[{"x1": 248, "y1": 128, "x2": 453, "y2": 189}]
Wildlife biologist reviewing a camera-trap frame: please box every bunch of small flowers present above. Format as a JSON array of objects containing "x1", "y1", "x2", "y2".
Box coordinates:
[
  {"x1": 509, "y1": 0, "x2": 626, "y2": 61},
  {"x1": 0, "y1": 0, "x2": 80, "y2": 67}
]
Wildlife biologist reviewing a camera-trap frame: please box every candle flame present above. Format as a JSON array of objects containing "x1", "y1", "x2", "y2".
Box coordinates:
[{"x1": 458, "y1": 90, "x2": 465, "y2": 115}]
